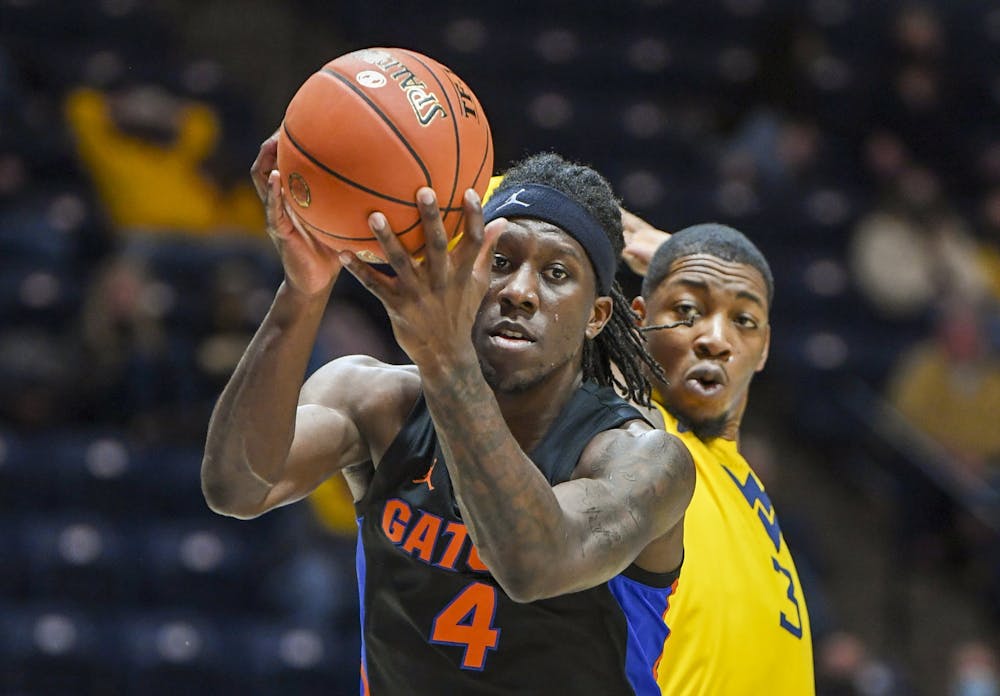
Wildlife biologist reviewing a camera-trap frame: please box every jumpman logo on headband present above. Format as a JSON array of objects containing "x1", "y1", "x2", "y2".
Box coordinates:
[{"x1": 494, "y1": 188, "x2": 532, "y2": 211}]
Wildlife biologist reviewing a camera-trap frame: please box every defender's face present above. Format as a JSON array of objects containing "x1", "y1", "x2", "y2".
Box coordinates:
[
  {"x1": 472, "y1": 219, "x2": 611, "y2": 394},
  {"x1": 633, "y1": 254, "x2": 770, "y2": 436}
]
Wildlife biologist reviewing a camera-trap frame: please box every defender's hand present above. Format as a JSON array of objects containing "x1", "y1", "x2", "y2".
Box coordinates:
[{"x1": 621, "y1": 208, "x2": 671, "y2": 278}]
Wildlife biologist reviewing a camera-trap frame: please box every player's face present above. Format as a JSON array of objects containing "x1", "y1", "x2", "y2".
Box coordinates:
[
  {"x1": 633, "y1": 254, "x2": 770, "y2": 439},
  {"x1": 472, "y1": 219, "x2": 611, "y2": 394}
]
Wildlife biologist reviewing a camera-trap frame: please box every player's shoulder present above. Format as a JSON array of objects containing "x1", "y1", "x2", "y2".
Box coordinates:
[
  {"x1": 630, "y1": 401, "x2": 665, "y2": 430},
  {"x1": 578, "y1": 414, "x2": 693, "y2": 487},
  {"x1": 301, "y1": 355, "x2": 421, "y2": 415},
  {"x1": 594, "y1": 392, "x2": 686, "y2": 463}
]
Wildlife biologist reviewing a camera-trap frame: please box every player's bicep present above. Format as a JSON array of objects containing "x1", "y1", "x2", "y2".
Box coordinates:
[
  {"x1": 550, "y1": 428, "x2": 693, "y2": 589},
  {"x1": 553, "y1": 475, "x2": 648, "y2": 565},
  {"x1": 259, "y1": 402, "x2": 367, "y2": 512}
]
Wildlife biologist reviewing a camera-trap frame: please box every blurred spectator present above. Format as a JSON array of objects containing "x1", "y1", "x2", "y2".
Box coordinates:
[
  {"x1": 869, "y1": 3, "x2": 966, "y2": 185},
  {"x1": 861, "y1": 130, "x2": 912, "y2": 192},
  {"x1": 975, "y1": 187, "x2": 1000, "y2": 302},
  {"x1": 892, "y1": 4, "x2": 945, "y2": 62},
  {"x1": 816, "y1": 631, "x2": 912, "y2": 696},
  {"x1": 195, "y1": 254, "x2": 275, "y2": 396},
  {"x1": 884, "y1": 297, "x2": 1000, "y2": 620},
  {"x1": 949, "y1": 640, "x2": 1000, "y2": 696},
  {"x1": 0, "y1": 327, "x2": 78, "y2": 429},
  {"x1": 717, "y1": 107, "x2": 826, "y2": 195},
  {"x1": 261, "y1": 534, "x2": 356, "y2": 630},
  {"x1": 886, "y1": 298, "x2": 1000, "y2": 487},
  {"x1": 310, "y1": 296, "x2": 405, "y2": 370},
  {"x1": 848, "y1": 166, "x2": 986, "y2": 321},
  {"x1": 78, "y1": 253, "x2": 195, "y2": 438},
  {"x1": 63, "y1": 83, "x2": 264, "y2": 236}
]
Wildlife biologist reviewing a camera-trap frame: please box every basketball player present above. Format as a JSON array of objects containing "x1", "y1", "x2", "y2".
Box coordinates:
[
  {"x1": 201, "y1": 144, "x2": 695, "y2": 694},
  {"x1": 628, "y1": 221, "x2": 815, "y2": 694}
]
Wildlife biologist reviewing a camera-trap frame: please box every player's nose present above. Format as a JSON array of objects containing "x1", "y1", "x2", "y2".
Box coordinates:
[{"x1": 693, "y1": 314, "x2": 732, "y2": 360}]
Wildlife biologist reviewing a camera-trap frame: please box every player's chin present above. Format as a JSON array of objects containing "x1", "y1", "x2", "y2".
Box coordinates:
[
  {"x1": 669, "y1": 390, "x2": 729, "y2": 425},
  {"x1": 479, "y1": 360, "x2": 543, "y2": 395}
]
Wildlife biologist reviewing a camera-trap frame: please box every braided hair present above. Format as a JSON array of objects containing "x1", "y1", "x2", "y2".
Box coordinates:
[{"x1": 491, "y1": 153, "x2": 666, "y2": 407}]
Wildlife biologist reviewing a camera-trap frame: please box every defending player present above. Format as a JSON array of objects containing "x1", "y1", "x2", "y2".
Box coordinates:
[
  {"x1": 629, "y1": 221, "x2": 815, "y2": 694},
  {"x1": 201, "y1": 143, "x2": 694, "y2": 694}
]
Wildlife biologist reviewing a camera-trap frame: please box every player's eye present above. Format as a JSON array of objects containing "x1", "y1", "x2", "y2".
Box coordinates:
[
  {"x1": 546, "y1": 264, "x2": 569, "y2": 281},
  {"x1": 675, "y1": 302, "x2": 700, "y2": 319},
  {"x1": 492, "y1": 254, "x2": 510, "y2": 271},
  {"x1": 736, "y1": 314, "x2": 759, "y2": 329}
]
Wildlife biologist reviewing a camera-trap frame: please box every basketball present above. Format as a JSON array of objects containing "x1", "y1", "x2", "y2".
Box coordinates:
[{"x1": 276, "y1": 47, "x2": 494, "y2": 262}]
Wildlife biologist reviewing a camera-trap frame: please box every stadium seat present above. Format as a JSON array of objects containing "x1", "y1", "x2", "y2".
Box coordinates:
[
  {"x1": 138, "y1": 518, "x2": 258, "y2": 614},
  {"x1": 19, "y1": 512, "x2": 137, "y2": 608},
  {"x1": 42, "y1": 429, "x2": 147, "y2": 517},
  {"x1": 242, "y1": 618, "x2": 357, "y2": 696},
  {"x1": 0, "y1": 602, "x2": 120, "y2": 695},
  {"x1": 116, "y1": 610, "x2": 247, "y2": 695}
]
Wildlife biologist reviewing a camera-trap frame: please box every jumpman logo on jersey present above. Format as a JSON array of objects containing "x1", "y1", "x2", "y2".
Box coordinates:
[
  {"x1": 493, "y1": 188, "x2": 532, "y2": 211},
  {"x1": 412, "y1": 458, "x2": 437, "y2": 490}
]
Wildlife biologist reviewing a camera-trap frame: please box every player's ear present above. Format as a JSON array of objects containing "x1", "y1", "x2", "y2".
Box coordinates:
[
  {"x1": 631, "y1": 296, "x2": 647, "y2": 325},
  {"x1": 586, "y1": 296, "x2": 613, "y2": 339}
]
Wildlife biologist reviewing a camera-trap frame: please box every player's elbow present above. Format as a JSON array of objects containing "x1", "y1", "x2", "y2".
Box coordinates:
[
  {"x1": 470, "y1": 549, "x2": 544, "y2": 603},
  {"x1": 200, "y1": 463, "x2": 266, "y2": 520},
  {"x1": 496, "y1": 573, "x2": 547, "y2": 604},
  {"x1": 490, "y1": 557, "x2": 570, "y2": 604},
  {"x1": 503, "y1": 570, "x2": 593, "y2": 604},
  {"x1": 202, "y1": 481, "x2": 259, "y2": 520}
]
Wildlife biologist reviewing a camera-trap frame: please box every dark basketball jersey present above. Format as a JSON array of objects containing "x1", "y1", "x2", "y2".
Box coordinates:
[{"x1": 354, "y1": 381, "x2": 681, "y2": 696}]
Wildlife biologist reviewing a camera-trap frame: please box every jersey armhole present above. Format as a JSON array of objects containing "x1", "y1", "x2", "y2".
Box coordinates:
[
  {"x1": 353, "y1": 390, "x2": 428, "y2": 515},
  {"x1": 621, "y1": 551, "x2": 683, "y2": 588}
]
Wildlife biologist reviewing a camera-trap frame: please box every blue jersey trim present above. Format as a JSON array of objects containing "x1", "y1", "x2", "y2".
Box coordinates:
[
  {"x1": 356, "y1": 516, "x2": 367, "y2": 695},
  {"x1": 608, "y1": 573, "x2": 677, "y2": 695}
]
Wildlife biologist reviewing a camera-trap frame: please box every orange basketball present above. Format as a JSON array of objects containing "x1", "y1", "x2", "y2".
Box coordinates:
[{"x1": 276, "y1": 47, "x2": 494, "y2": 262}]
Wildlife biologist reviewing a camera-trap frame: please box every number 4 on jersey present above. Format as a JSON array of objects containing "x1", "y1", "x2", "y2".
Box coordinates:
[{"x1": 430, "y1": 582, "x2": 501, "y2": 670}]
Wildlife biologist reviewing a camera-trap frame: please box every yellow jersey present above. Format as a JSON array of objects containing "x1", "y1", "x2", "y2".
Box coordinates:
[{"x1": 654, "y1": 402, "x2": 815, "y2": 695}]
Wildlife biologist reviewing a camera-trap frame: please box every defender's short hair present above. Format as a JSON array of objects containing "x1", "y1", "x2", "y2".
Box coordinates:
[{"x1": 642, "y1": 223, "x2": 774, "y2": 307}]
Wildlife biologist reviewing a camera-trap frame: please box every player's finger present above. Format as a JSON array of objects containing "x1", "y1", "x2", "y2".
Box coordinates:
[
  {"x1": 416, "y1": 187, "x2": 449, "y2": 289},
  {"x1": 474, "y1": 218, "x2": 505, "y2": 278},
  {"x1": 282, "y1": 198, "x2": 316, "y2": 248},
  {"x1": 338, "y1": 249, "x2": 396, "y2": 302},
  {"x1": 369, "y1": 212, "x2": 419, "y2": 286},
  {"x1": 265, "y1": 170, "x2": 292, "y2": 241},
  {"x1": 251, "y1": 131, "x2": 280, "y2": 202},
  {"x1": 454, "y1": 189, "x2": 487, "y2": 267}
]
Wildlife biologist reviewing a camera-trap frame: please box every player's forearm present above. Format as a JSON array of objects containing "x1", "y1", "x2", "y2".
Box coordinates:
[
  {"x1": 201, "y1": 280, "x2": 329, "y2": 517},
  {"x1": 420, "y1": 362, "x2": 568, "y2": 601}
]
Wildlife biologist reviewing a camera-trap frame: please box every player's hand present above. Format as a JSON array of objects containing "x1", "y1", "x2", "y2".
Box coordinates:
[
  {"x1": 263, "y1": 169, "x2": 343, "y2": 297},
  {"x1": 339, "y1": 187, "x2": 505, "y2": 371},
  {"x1": 621, "y1": 208, "x2": 671, "y2": 278}
]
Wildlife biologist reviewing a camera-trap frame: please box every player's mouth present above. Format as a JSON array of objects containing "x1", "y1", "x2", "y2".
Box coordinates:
[
  {"x1": 683, "y1": 363, "x2": 727, "y2": 398},
  {"x1": 488, "y1": 321, "x2": 536, "y2": 350}
]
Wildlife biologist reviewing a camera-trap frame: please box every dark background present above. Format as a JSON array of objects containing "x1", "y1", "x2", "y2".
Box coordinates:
[{"x1": 1, "y1": 0, "x2": 999, "y2": 694}]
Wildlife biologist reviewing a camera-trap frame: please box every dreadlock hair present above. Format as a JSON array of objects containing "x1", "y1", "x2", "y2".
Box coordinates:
[{"x1": 491, "y1": 152, "x2": 666, "y2": 407}]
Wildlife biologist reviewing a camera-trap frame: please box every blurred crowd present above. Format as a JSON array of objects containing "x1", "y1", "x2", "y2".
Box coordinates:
[{"x1": 1, "y1": 0, "x2": 998, "y2": 694}]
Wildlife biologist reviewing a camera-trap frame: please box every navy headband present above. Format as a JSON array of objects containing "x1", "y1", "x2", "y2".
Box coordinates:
[{"x1": 482, "y1": 183, "x2": 617, "y2": 295}]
